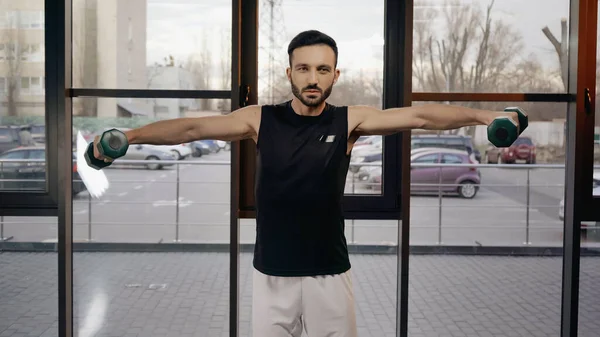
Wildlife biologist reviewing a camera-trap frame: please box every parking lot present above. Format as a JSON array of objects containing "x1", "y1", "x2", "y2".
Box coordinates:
[{"x1": 0, "y1": 149, "x2": 590, "y2": 247}]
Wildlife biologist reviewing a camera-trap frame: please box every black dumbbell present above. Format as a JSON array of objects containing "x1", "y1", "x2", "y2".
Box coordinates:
[
  {"x1": 487, "y1": 107, "x2": 528, "y2": 147},
  {"x1": 84, "y1": 128, "x2": 129, "y2": 170}
]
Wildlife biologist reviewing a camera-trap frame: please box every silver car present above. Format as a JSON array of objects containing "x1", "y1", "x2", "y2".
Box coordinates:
[{"x1": 118, "y1": 144, "x2": 176, "y2": 170}]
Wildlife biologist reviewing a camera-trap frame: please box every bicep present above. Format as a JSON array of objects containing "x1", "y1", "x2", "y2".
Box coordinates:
[{"x1": 188, "y1": 105, "x2": 259, "y2": 141}]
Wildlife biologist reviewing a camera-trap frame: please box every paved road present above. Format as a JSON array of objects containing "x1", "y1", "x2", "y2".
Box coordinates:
[{"x1": 0, "y1": 152, "x2": 584, "y2": 246}]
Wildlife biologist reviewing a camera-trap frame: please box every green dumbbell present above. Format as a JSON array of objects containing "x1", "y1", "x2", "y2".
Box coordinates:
[
  {"x1": 84, "y1": 128, "x2": 129, "y2": 170},
  {"x1": 487, "y1": 107, "x2": 529, "y2": 147}
]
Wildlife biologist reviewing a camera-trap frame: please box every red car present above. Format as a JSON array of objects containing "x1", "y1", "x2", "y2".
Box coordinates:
[{"x1": 485, "y1": 136, "x2": 536, "y2": 164}]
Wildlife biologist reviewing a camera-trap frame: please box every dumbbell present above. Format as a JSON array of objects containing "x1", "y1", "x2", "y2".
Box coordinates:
[
  {"x1": 487, "y1": 107, "x2": 528, "y2": 147},
  {"x1": 84, "y1": 128, "x2": 129, "y2": 170}
]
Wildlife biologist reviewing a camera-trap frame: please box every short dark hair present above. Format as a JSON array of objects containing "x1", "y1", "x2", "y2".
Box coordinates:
[{"x1": 287, "y1": 30, "x2": 338, "y2": 67}]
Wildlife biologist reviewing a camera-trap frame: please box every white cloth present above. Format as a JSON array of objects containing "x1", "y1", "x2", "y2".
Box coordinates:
[{"x1": 252, "y1": 267, "x2": 358, "y2": 337}]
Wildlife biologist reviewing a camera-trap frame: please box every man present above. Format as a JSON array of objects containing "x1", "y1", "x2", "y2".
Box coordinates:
[{"x1": 94, "y1": 30, "x2": 519, "y2": 337}]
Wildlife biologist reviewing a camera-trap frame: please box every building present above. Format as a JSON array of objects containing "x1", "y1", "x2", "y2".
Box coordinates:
[
  {"x1": 0, "y1": 0, "x2": 45, "y2": 117},
  {"x1": 73, "y1": 0, "x2": 150, "y2": 118},
  {"x1": 146, "y1": 64, "x2": 199, "y2": 119}
]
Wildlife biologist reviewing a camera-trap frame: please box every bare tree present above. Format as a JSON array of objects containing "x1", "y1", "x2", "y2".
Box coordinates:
[
  {"x1": 1, "y1": 13, "x2": 26, "y2": 117},
  {"x1": 184, "y1": 37, "x2": 212, "y2": 111},
  {"x1": 542, "y1": 18, "x2": 568, "y2": 91},
  {"x1": 72, "y1": 0, "x2": 98, "y2": 117},
  {"x1": 413, "y1": 2, "x2": 438, "y2": 91},
  {"x1": 219, "y1": 29, "x2": 231, "y2": 112},
  {"x1": 412, "y1": 0, "x2": 525, "y2": 135}
]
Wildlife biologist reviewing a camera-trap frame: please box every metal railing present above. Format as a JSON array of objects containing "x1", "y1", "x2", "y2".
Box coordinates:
[{"x1": 0, "y1": 158, "x2": 598, "y2": 246}]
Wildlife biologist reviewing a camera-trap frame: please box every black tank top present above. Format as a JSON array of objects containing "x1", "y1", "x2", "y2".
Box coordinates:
[{"x1": 253, "y1": 100, "x2": 352, "y2": 277}]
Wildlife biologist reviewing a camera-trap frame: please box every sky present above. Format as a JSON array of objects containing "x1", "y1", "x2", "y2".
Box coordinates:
[{"x1": 144, "y1": 0, "x2": 573, "y2": 87}]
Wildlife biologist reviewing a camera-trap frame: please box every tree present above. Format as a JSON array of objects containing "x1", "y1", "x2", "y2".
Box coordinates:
[
  {"x1": 184, "y1": 33, "x2": 213, "y2": 111},
  {"x1": 542, "y1": 18, "x2": 568, "y2": 91},
  {"x1": 2, "y1": 13, "x2": 25, "y2": 117},
  {"x1": 72, "y1": 0, "x2": 98, "y2": 117},
  {"x1": 218, "y1": 29, "x2": 231, "y2": 113},
  {"x1": 411, "y1": 0, "x2": 534, "y2": 135}
]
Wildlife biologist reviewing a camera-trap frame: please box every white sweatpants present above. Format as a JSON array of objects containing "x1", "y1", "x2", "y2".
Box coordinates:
[{"x1": 252, "y1": 267, "x2": 358, "y2": 337}]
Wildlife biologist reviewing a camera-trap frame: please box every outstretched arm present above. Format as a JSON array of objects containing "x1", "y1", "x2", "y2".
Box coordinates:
[
  {"x1": 124, "y1": 105, "x2": 260, "y2": 145},
  {"x1": 350, "y1": 104, "x2": 516, "y2": 136}
]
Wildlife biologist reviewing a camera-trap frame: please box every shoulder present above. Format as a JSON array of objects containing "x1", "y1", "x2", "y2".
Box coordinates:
[{"x1": 228, "y1": 105, "x2": 263, "y2": 128}]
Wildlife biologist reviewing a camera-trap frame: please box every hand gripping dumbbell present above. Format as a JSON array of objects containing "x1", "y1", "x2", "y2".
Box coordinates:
[
  {"x1": 487, "y1": 107, "x2": 528, "y2": 147},
  {"x1": 84, "y1": 128, "x2": 129, "y2": 170}
]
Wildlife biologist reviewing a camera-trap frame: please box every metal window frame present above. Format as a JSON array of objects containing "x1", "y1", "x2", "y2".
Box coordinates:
[
  {"x1": 385, "y1": 1, "x2": 413, "y2": 336},
  {"x1": 580, "y1": 1, "x2": 600, "y2": 222},
  {"x1": 561, "y1": 0, "x2": 597, "y2": 336},
  {"x1": 56, "y1": 1, "x2": 73, "y2": 336}
]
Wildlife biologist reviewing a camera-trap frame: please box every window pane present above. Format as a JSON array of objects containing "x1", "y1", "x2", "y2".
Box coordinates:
[
  {"x1": 72, "y1": 0, "x2": 232, "y2": 91},
  {"x1": 62, "y1": 97, "x2": 234, "y2": 336},
  {"x1": 409, "y1": 100, "x2": 566, "y2": 336},
  {"x1": 0, "y1": 2, "x2": 46, "y2": 193},
  {"x1": 0, "y1": 2, "x2": 55, "y2": 336},
  {"x1": 413, "y1": 0, "x2": 570, "y2": 93}
]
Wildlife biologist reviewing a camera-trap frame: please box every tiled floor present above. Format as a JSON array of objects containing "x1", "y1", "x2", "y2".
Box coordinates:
[{"x1": 1, "y1": 252, "x2": 599, "y2": 337}]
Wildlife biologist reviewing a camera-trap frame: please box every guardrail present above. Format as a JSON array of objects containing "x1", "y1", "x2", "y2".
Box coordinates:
[{"x1": 0, "y1": 158, "x2": 598, "y2": 247}]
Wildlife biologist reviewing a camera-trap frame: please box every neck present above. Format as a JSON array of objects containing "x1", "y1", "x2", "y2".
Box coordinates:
[{"x1": 290, "y1": 97, "x2": 326, "y2": 116}]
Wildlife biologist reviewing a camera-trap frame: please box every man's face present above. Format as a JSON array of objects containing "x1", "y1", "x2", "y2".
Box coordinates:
[{"x1": 287, "y1": 44, "x2": 340, "y2": 107}]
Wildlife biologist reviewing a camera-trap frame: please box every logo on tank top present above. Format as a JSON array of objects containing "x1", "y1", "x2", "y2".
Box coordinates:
[{"x1": 318, "y1": 135, "x2": 336, "y2": 143}]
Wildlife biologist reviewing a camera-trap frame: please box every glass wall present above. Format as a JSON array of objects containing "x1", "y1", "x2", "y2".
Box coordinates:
[
  {"x1": 1, "y1": 0, "x2": 598, "y2": 336},
  {"x1": 0, "y1": 1, "x2": 57, "y2": 337},
  {"x1": 408, "y1": 0, "x2": 570, "y2": 335},
  {"x1": 70, "y1": 0, "x2": 234, "y2": 336}
]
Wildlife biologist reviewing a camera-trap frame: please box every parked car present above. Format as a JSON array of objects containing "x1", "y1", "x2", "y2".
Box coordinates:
[
  {"x1": 411, "y1": 134, "x2": 481, "y2": 162},
  {"x1": 118, "y1": 144, "x2": 177, "y2": 170},
  {"x1": 154, "y1": 143, "x2": 192, "y2": 160},
  {"x1": 410, "y1": 148, "x2": 481, "y2": 198},
  {"x1": 559, "y1": 172, "x2": 600, "y2": 233},
  {"x1": 363, "y1": 148, "x2": 481, "y2": 198},
  {"x1": 356, "y1": 160, "x2": 382, "y2": 182},
  {"x1": 349, "y1": 136, "x2": 383, "y2": 173},
  {"x1": 484, "y1": 136, "x2": 536, "y2": 164},
  {"x1": 190, "y1": 140, "x2": 219, "y2": 157},
  {"x1": 0, "y1": 146, "x2": 86, "y2": 195}
]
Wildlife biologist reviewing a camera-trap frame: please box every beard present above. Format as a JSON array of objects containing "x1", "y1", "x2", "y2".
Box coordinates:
[{"x1": 290, "y1": 80, "x2": 333, "y2": 107}]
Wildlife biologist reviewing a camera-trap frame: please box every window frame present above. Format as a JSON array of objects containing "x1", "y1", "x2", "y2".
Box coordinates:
[{"x1": 26, "y1": 0, "x2": 599, "y2": 336}]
